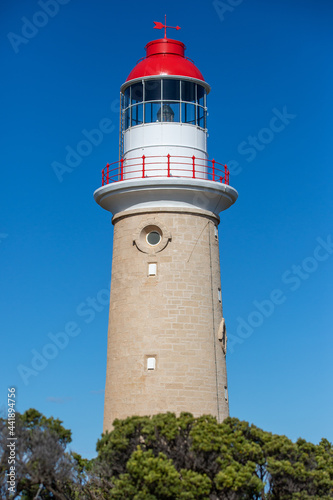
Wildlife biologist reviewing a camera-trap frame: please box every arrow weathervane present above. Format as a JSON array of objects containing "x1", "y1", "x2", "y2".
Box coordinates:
[{"x1": 153, "y1": 15, "x2": 181, "y2": 39}]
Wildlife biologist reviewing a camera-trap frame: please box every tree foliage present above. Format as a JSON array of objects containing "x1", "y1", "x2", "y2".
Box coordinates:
[
  {"x1": 1, "y1": 410, "x2": 333, "y2": 499},
  {"x1": 0, "y1": 409, "x2": 76, "y2": 499},
  {"x1": 87, "y1": 413, "x2": 333, "y2": 499}
]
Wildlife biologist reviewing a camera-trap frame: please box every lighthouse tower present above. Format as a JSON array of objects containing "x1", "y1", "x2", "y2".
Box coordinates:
[{"x1": 94, "y1": 22, "x2": 238, "y2": 432}]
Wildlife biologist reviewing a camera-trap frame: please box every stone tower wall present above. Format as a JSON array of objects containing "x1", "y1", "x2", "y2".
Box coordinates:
[{"x1": 103, "y1": 207, "x2": 229, "y2": 432}]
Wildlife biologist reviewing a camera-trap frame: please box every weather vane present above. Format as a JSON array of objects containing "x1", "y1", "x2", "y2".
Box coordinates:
[{"x1": 153, "y1": 15, "x2": 181, "y2": 39}]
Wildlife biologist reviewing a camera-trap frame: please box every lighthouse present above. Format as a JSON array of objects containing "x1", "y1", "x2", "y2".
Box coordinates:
[{"x1": 94, "y1": 21, "x2": 238, "y2": 432}]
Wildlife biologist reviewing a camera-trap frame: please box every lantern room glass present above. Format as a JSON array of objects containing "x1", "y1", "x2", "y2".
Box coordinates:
[{"x1": 122, "y1": 79, "x2": 207, "y2": 131}]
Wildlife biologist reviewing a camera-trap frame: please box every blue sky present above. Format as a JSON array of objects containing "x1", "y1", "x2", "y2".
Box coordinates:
[{"x1": 1, "y1": 0, "x2": 332, "y2": 459}]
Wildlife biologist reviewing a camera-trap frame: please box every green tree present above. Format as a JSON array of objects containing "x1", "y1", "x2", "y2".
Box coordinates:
[
  {"x1": 110, "y1": 447, "x2": 211, "y2": 499},
  {"x1": 1, "y1": 409, "x2": 333, "y2": 499},
  {"x1": 88, "y1": 413, "x2": 333, "y2": 499},
  {"x1": 0, "y1": 409, "x2": 78, "y2": 499}
]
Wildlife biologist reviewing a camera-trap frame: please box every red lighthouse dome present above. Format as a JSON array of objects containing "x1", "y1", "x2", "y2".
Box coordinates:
[{"x1": 126, "y1": 37, "x2": 207, "y2": 86}]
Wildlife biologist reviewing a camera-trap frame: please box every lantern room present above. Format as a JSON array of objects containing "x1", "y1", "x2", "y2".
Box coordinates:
[
  {"x1": 122, "y1": 78, "x2": 207, "y2": 129},
  {"x1": 120, "y1": 36, "x2": 211, "y2": 171}
]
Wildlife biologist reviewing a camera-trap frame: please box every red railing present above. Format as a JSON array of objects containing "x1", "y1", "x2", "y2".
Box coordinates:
[{"x1": 101, "y1": 155, "x2": 230, "y2": 186}]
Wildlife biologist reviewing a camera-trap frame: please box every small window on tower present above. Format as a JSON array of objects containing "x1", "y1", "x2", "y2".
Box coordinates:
[
  {"x1": 146, "y1": 231, "x2": 161, "y2": 246},
  {"x1": 145, "y1": 102, "x2": 161, "y2": 123},
  {"x1": 124, "y1": 108, "x2": 130, "y2": 130},
  {"x1": 197, "y1": 85, "x2": 205, "y2": 106},
  {"x1": 147, "y1": 357, "x2": 156, "y2": 370},
  {"x1": 224, "y1": 386, "x2": 228, "y2": 401},
  {"x1": 148, "y1": 263, "x2": 157, "y2": 276},
  {"x1": 218, "y1": 288, "x2": 222, "y2": 303},
  {"x1": 181, "y1": 81, "x2": 196, "y2": 103},
  {"x1": 124, "y1": 87, "x2": 130, "y2": 108},
  {"x1": 145, "y1": 79, "x2": 161, "y2": 101},
  {"x1": 131, "y1": 82, "x2": 143, "y2": 104},
  {"x1": 197, "y1": 106, "x2": 205, "y2": 129},
  {"x1": 131, "y1": 103, "x2": 143, "y2": 126},
  {"x1": 163, "y1": 79, "x2": 180, "y2": 101},
  {"x1": 181, "y1": 103, "x2": 196, "y2": 125},
  {"x1": 214, "y1": 226, "x2": 218, "y2": 240}
]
